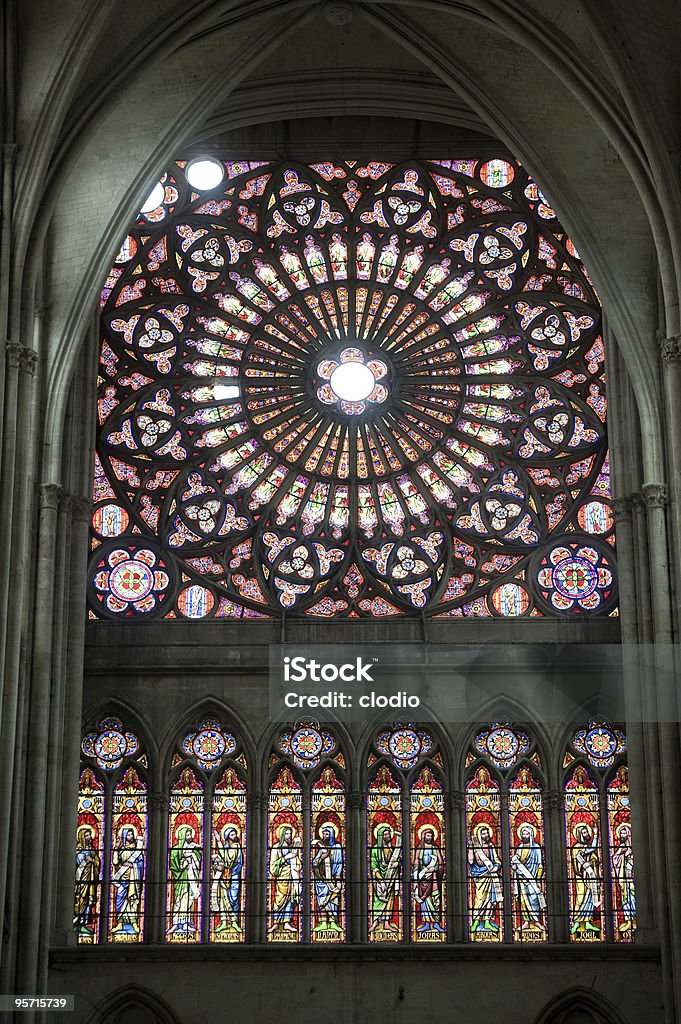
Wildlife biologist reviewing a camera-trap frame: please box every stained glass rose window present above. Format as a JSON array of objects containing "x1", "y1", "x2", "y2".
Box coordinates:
[{"x1": 89, "y1": 157, "x2": 616, "y2": 618}]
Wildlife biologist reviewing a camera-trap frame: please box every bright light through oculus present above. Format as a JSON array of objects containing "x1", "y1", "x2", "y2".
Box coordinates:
[
  {"x1": 329, "y1": 361, "x2": 375, "y2": 402},
  {"x1": 186, "y1": 158, "x2": 225, "y2": 192},
  {"x1": 140, "y1": 181, "x2": 165, "y2": 214}
]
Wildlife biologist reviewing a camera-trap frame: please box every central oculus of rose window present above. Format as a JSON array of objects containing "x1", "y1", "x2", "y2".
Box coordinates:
[
  {"x1": 330, "y1": 361, "x2": 374, "y2": 402},
  {"x1": 316, "y1": 347, "x2": 388, "y2": 414}
]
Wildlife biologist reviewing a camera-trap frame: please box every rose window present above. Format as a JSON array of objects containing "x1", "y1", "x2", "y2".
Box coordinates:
[
  {"x1": 90, "y1": 157, "x2": 616, "y2": 619},
  {"x1": 315, "y1": 347, "x2": 389, "y2": 413}
]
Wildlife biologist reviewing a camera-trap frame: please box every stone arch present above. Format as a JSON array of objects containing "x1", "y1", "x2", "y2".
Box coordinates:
[
  {"x1": 159, "y1": 695, "x2": 256, "y2": 787},
  {"x1": 534, "y1": 987, "x2": 628, "y2": 1024},
  {"x1": 13, "y1": 1, "x2": 666, "y2": 482},
  {"x1": 85, "y1": 985, "x2": 181, "y2": 1024}
]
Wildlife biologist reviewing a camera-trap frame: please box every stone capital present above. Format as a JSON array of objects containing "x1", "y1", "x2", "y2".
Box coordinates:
[
  {"x1": 447, "y1": 791, "x2": 466, "y2": 812},
  {"x1": 39, "y1": 482, "x2": 63, "y2": 510},
  {"x1": 641, "y1": 483, "x2": 668, "y2": 510},
  {"x1": 70, "y1": 496, "x2": 92, "y2": 522},
  {"x1": 149, "y1": 792, "x2": 170, "y2": 812},
  {"x1": 5, "y1": 341, "x2": 24, "y2": 369},
  {"x1": 659, "y1": 333, "x2": 681, "y2": 364},
  {"x1": 2, "y1": 143, "x2": 17, "y2": 166},
  {"x1": 21, "y1": 348, "x2": 38, "y2": 375},
  {"x1": 545, "y1": 789, "x2": 561, "y2": 812},
  {"x1": 611, "y1": 496, "x2": 633, "y2": 523},
  {"x1": 348, "y1": 789, "x2": 364, "y2": 810},
  {"x1": 247, "y1": 791, "x2": 264, "y2": 811}
]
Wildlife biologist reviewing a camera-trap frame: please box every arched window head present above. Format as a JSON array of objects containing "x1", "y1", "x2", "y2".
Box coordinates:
[
  {"x1": 267, "y1": 721, "x2": 346, "y2": 943},
  {"x1": 82, "y1": 717, "x2": 144, "y2": 772},
  {"x1": 367, "y1": 724, "x2": 446, "y2": 942},
  {"x1": 166, "y1": 717, "x2": 247, "y2": 943},
  {"x1": 274, "y1": 718, "x2": 342, "y2": 771},
  {"x1": 90, "y1": 156, "x2": 617, "y2": 620},
  {"x1": 564, "y1": 721, "x2": 633, "y2": 943},
  {"x1": 77, "y1": 718, "x2": 148, "y2": 944},
  {"x1": 373, "y1": 721, "x2": 439, "y2": 771},
  {"x1": 466, "y1": 722, "x2": 546, "y2": 943},
  {"x1": 472, "y1": 721, "x2": 530, "y2": 770},
  {"x1": 567, "y1": 719, "x2": 627, "y2": 770}
]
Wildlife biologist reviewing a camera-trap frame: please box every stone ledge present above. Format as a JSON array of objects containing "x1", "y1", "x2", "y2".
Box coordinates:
[{"x1": 50, "y1": 943, "x2": 660, "y2": 964}]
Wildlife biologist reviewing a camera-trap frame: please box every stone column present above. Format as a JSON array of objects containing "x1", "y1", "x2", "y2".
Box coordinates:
[
  {"x1": 247, "y1": 791, "x2": 264, "y2": 942},
  {"x1": 659, "y1": 335, "x2": 681, "y2": 631},
  {"x1": 641, "y1": 483, "x2": 681, "y2": 1022},
  {"x1": 0, "y1": 342, "x2": 38, "y2": 978},
  {"x1": 544, "y1": 788, "x2": 568, "y2": 943},
  {"x1": 348, "y1": 789, "x2": 364, "y2": 942},
  {"x1": 148, "y1": 791, "x2": 170, "y2": 943},
  {"x1": 611, "y1": 495, "x2": 655, "y2": 941},
  {"x1": 15, "y1": 482, "x2": 62, "y2": 998},
  {"x1": 53, "y1": 496, "x2": 91, "y2": 945},
  {"x1": 0, "y1": 341, "x2": 23, "y2": 683},
  {"x1": 37, "y1": 487, "x2": 73, "y2": 976},
  {"x1": 632, "y1": 492, "x2": 653, "y2": 643},
  {"x1": 447, "y1": 790, "x2": 465, "y2": 942}
]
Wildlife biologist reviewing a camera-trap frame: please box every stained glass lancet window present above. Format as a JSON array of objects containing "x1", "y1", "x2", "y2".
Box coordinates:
[
  {"x1": 465, "y1": 722, "x2": 546, "y2": 942},
  {"x1": 166, "y1": 717, "x2": 247, "y2": 943},
  {"x1": 89, "y1": 156, "x2": 617, "y2": 619},
  {"x1": 267, "y1": 720, "x2": 346, "y2": 942},
  {"x1": 367, "y1": 723, "x2": 446, "y2": 942},
  {"x1": 76, "y1": 717, "x2": 148, "y2": 944},
  {"x1": 563, "y1": 719, "x2": 634, "y2": 942}
]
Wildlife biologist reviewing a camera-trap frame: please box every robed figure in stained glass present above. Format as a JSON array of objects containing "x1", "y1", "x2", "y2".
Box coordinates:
[
  {"x1": 510, "y1": 823, "x2": 546, "y2": 936},
  {"x1": 468, "y1": 823, "x2": 503, "y2": 935},
  {"x1": 311, "y1": 823, "x2": 344, "y2": 936},
  {"x1": 267, "y1": 825, "x2": 302, "y2": 934},
  {"x1": 168, "y1": 825, "x2": 202, "y2": 938},
  {"x1": 611, "y1": 823, "x2": 635, "y2": 936},
  {"x1": 210, "y1": 826, "x2": 243, "y2": 935},
  {"x1": 368, "y1": 824, "x2": 401, "y2": 936},
  {"x1": 111, "y1": 826, "x2": 145, "y2": 937},
  {"x1": 74, "y1": 825, "x2": 101, "y2": 939},
  {"x1": 570, "y1": 822, "x2": 602, "y2": 937},
  {"x1": 412, "y1": 826, "x2": 445, "y2": 935}
]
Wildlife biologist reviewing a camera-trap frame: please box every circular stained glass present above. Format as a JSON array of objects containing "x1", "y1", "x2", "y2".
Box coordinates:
[
  {"x1": 290, "y1": 725, "x2": 323, "y2": 761},
  {"x1": 93, "y1": 504, "x2": 129, "y2": 538},
  {"x1": 186, "y1": 158, "x2": 225, "y2": 191},
  {"x1": 388, "y1": 728, "x2": 421, "y2": 762},
  {"x1": 182, "y1": 718, "x2": 236, "y2": 770},
  {"x1": 578, "y1": 500, "x2": 613, "y2": 535},
  {"x1": 90, "y1": 542, "x2": 173, "y2": 617},
  {"x1": 490, "y1": 582, "x2": 530, "y2": 616},
  {"x1": 177, "y1": 584, "x2": 215, "y2": 618},
  {"x1": 82, "y1": 716, "x2": 140, "y2": 770},
  {"x1": 585, "y1": 725, "x2": 617, "y2": 761},
  {"x1": 193, "y1": 727, "x2": 226, "y2": 765},
  {"x1": 330, "y1": 360, "x2": 375, "y2": 402},
  {"x1": 486, "y1": 726, "x2": 519, "y2": 762},
  {"x1": 474, "y1": 721, "x2": 529, "y2": 769},
  {"x1": 553, "y1": 556, "x2": 598, "y2": 600},
  {"x1": 479, "y1": 159, "x2": 515, "y2": 188},
  {"x1": 94, "y1": 729, "x2": 127, "y2": 766},
  {"x1": 534, "y1": 539, "x2": 616, "y2": 614},
  {"x1": 91, "y1": 158, "x2": 615, "y2": 619},
  {"x1": 571, "y1": 719, "x2": 627, "y2": 768},
  {"x1": 109, "y1": 559, "x2": 154, "y2": 602}
]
